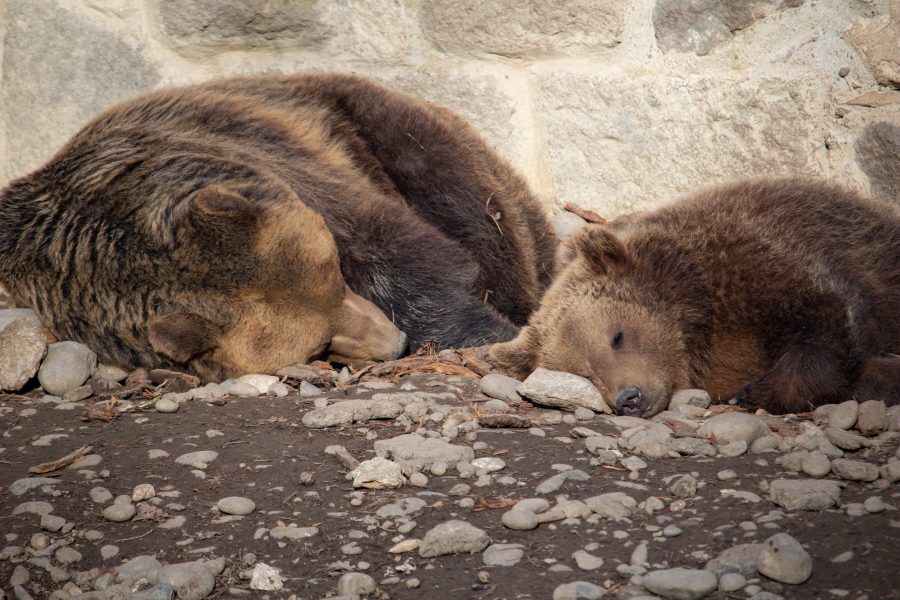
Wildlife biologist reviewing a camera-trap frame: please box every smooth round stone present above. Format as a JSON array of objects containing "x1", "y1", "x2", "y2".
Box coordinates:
[
  {"x1": 100, "y1": 545, "x2": 120, "y2": 559},
  {"x1": 642, "y1": 567, "x2": 718, "y2": 600},
  {"x1": 863, "y1": 497, "x2": 886, "y2": 513},
  {"x1": 174, "y1": 451, "x2": 219, "y2": 466},
  {"x1": 515, "y1": 498, "x2": 551, "y2": 514},
  {"x1": 40, "y1": 514, "x2": 66, "y2": 532},
  {"x1": 336, "y1": 572, "x2": 376, "y2": 596},
  {"x1": 409, "y1": 472, "x2": 429, "y2": 487},
  {"x1": 757, "y1": 533, "x2": 812, "y2": 584},
  {"x1": 98, "y1": 364, "x2": 129, "y2": 383},
  {"x1": 481, "y1": 399, "x2": 512, "y2": 413},
  {"x1": 719, "y1": 572, "x2": 746, "y2": 592},
  {"x1": 719, "y1": 440, "x2": 748, "y2": 457},
  {"x1": 717, "y1": 469, "x2": 738, "y2": 481},
  {"x1": 55, "y1": 547, "x2": 82, "y2": 565},
  {"x1": 472, "y1": 457, "x2": 506, "y2": 473},
  {"x1": 800, "y1": 451, "x2": 831, "y2": 477},
  {"x1": 299, "y1": 381, "x2": 322, "y2": 397},
  {"x1": 37, "y1": 341, "x2": 96, "y2": 396},
  {"x1": 12, "y1": 501, "x2": 53, "y2": 516},
  {"x1": 220, "y1": 379, "x2": 260, "y2": 398},
  {"x1": 483, "y1": 543, "x2": 525, "y2": 567},
  {"x1": 502, "y1": 510, "x2": 539, "y2": 531},
  {"x1": 479, "y1": 373, "x2": 522, "y2": 403},
  {"x1": 662, "y1": 525, "x2": 683, "y2": 537},
  {"x1": 552, "y1": 581, "x2": 605, "y2": 600},
  {"x1": 217, "y1": 496, "x2": 256, "y2": 516},
  {"x1": 827, "y1": 400, "x2": 859, "y2": 430},
  {"x1": 155, "y1": 398, "x2": 179, "y2": 413},
  {"x1": 102, "y1": 502, "x2": 136, "y2": 522},
  {"x1": 574, "y1": 407, "x2": 595, "y2": 421}
]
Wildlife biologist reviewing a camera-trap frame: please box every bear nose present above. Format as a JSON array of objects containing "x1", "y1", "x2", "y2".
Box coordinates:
[{"x1": 615, "y1": 386, "x2": 644, "y2": 417}]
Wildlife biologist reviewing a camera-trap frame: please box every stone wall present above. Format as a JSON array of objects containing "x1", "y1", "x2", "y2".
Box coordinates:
[{"x1": 1, "y1": 0, "x2": 898, "y2": 215}]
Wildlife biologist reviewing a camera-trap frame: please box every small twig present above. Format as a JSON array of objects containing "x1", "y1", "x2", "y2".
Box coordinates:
[
  {"x1": 28, "y1": 445, "x2": 93, "y2": 474},
  {"x1": 563, "y1": 202, "x2": 607, "y2": 224}
]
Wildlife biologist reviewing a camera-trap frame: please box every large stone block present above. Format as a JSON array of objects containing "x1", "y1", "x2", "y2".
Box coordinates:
[
  {"x1": 422, "y1": 0, "x2": 627, "y2": 58},
  {"x1": 1, "y1": 0, "x2": 159, "y2": 183},
  {"x1": 846, "y1": 0, "x2": 900, "y2": 87},
  {"x1": 855, "y1": 121, "x2": 900, "y2": 201},
  {"x1": 653, "y1": 0, "x2": 805, "y2": 56},
  {"x1": 152, "y1": 0, "x2": 332, "y2": 53},
  {"x1": 321, "y1": 1, "x2": 423, "y2": 63},
  {"x1": 534, "y1": 69, "x2": 823, "y2": 214}
]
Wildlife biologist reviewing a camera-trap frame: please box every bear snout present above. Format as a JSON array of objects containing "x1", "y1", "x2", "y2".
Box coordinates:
[{"x1": 614, "y1": 386, "x2": 645, "y2": 417}]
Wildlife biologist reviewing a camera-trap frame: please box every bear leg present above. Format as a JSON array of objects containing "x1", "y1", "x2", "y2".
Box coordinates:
[
  {"x1": 852, "y1": 355, "x2": 900, "y2": 406},
  {"x1": 734, "y1": 343, "x2": 852, "y2": 414}
]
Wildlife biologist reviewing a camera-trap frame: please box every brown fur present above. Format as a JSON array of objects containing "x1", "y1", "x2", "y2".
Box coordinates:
[
  {"x1": 491, "y1": 178, "x2": 900, "y2": 416},
  {"x1": 0, "y1": 73, "x2": 555, "y2": 381}
]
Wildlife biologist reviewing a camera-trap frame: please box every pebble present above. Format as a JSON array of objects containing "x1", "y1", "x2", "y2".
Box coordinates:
[
  {"x1": 697, "y1": 412, "x2": 770, "y2": 445},
  {"x1": 572, "y1": 550, "x2": 604, "y2": 570},
  {"x1": 863, "y1": 496, "x2": 886, "y2": 513},
  {"x1": 584, "y1": 492, "x2": 637, "y2": 521},
  {"x1": 717, "y1": 469, "x2": 738, "y2": 481},
  {"x1": 249, "y1": 562, "x2": 283, "y2": 591},
  {"x1": 337, "y1": 572, "x2": 376, "y2": 596},
  {"x1": 827, "y1": 400, "x2": 859, "y2": 430},
  {"x1": 856, "y1": 400, "x2": 887, "y2": 435},
  {"x1": 174, "y1": 451, "x2": 219, "y2": 467},
  {"x1": 102, "y1": 498, "x2": 136, "y2": 522},
  {"x1": 98, "y1": 363, "x2": 129, "y2": 382},
  {"x1": 516, "y1": 368, "x2": 612, "y2": 413},
  {"x1": 768, "y1": 479, "x2": 841, "y2": 511},
  {"x1": 483, "y1": 543, "x2": 525, "y2": 567},
  {"x1": 418, "y1": 520, "x2": 490, "y2": 557},
  {"x1": 299, "y1": 381, "x2": 322, "y2": 397},
  {"x1": 719, "y1": 440, "x2": 748, "y2": 457},
  {"x1": 472, "y1": 457, "x2": 505, "y2": 472},
  {"x1": 668, "y1": 474, "x2": 698, "y2": 498},
  {"x1": 480, "y1": 373, "x2": 522, "y2": 403},
  {"x1": 642, "y1": 567, "x2": 718, "y2": 600},
  {"x1": 757, "y1": 533, "x2": 812, "y2": 584},
  {"x1": 100, "y1": 544, "x2": 120, "y2": 559},
  {"x1": 155, "y1": 397, "x2": 180, "y2": 413},
  {"x1": 238, "y1": 373, "x2": 278, "y2": 394},
  {"x1": 825, "y1": 427, "x2": 866, "y2": 450},
  {"x1": 269, "y1": 526, "x2": 319, "y2": 540},
  {"x1": 12, "y1": 501, "x2": 53, "y2": 516},
  {"x1": 670, "y1": 388, "x2": 712, "y2": 409},
  {"x1": 55, "y1": 546, "x2": 82, "y2": 565},
  {"x1": 800, "y1": 451, "x2": 831, "y2": 477},
  {"x1": 302, "y1": 399, "x2": 403, "y2": 428},
  {"x1": 37, "y1": 341, "x2": 96, "y2": 396},
  {"x1": 132, "y1": 483, "x2": 156, "y2": 502},
  {"x1": 552, "y1": 581, "x2": 606, "y2": 600},
  {"x1": 374, "y1": 433, "x2": 474, "y2": 471},
  {"x1": 9, "y1": 565, "x2": 29, "y2": 586},
  {"x1": 502, "y1": 510, "x2": 539, "y2": 530},
  {"x1": 348, "y1": 457, "x2": 405, "y2": 489},
  {"x1": 535, "y1": 469, "x2": 590, "y2": 494},
  {"x1": 573, "y1": 407, "x2": 595, "y2": 421},
  {"x1": 39, "y1": 514, "x2": 65, "y2": 532},
  {"x1": 219, "y1": 379, "x2": 261, "y2": 397},
  {"x1": 831, "y1": 458, "x2": 880, "y2": 482},
  {"x1": 705, "y1": 543, "x2": 763, "y2": 578},
  {"x1": 376, "y1": 498, "x2": 426, "y2": 519},
  {"x1": 217, "y1": 496, "x2": 256, "y2": 516},
  {"x1": 269, "y1": 382, "x2": 290, "y2": 397},
  {"x1": 719, "y1": 572, "x2": 746, "y2": 592},
  {"x1": 408, "y1": 472, "x2": 429, "y2": 487}
]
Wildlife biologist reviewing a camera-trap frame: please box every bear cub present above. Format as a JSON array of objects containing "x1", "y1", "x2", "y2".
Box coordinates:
[{"x1": 491, "y1": 178, "x2": 900, "y2": 416}]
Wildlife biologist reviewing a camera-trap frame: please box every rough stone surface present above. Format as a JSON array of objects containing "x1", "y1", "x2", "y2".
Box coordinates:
[
  {"x1": 156, "y1": 561, "x2": 216, "y2": 600},
  {"x1": 348, "y1": 457, "x2": 405, "y2": 489},
  {"x1": 856, "y1": 400, "x2": 888, "y2": 435},
  {"x1": 705, "y1": 543, "x2": 763, "y2": 578},
  {"x1": 36, "y1": 341, "x2": 96, "y2": 396},
  {"x1": 831, "y1": 458, "x2": 880, "y2": 482},
  {"x1": 654, "y1": 0, "x2": 805, "y2": 56},
  {"x1": 422, "y1": 0, "x2": 625, "y2": 58},
  {"x1": 374, "y1": 433, "x2": 474, "y2": 470},
  {"x1": 517, "y1": 368, "x2": 611, "y2": 413},
  {"x1": 479, "y1": 373, "x2": 522, "y2": 403},
  {"x1": 768, "y1": 478, "x2": 842, "y2": 510},
  {"x1": 846, "y1": 2, "x2": 900, "y2": 86},
  {"x1": 302, "y1": 399, "x2": 404, "y2": 428},
  {"x1": 336, "y1": 572, "x2": 376, "y2": 597},
  {"x1": 757, "y1": 533, "x2": 813, "y2": 584},
  {"x1": 856, "y1": 121, "x2": 900, "y2": 202},
  {"x1": 418, "y1": 520, "x2": 490, "y2": 558},
  {"x1": 0, "y1": 317, "x2": 47, "y2": 391},
  {"x1": 483, "y1": 543, "x2": 525, "y2": 567}
]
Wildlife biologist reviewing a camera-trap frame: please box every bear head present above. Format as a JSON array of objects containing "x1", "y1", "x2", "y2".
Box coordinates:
[{"x1": 490, "y1": 223, "x2": 695, "y2": 418}]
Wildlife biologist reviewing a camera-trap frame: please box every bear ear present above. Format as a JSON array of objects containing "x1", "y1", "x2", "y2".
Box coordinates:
[
  {"x1": 194, "y1": 185, "x2": 257, "y2": 221},
  {"x1": 488, "y1": 326, "x2": 540, "y2": 380},
  {"x1": 571, "y1": 224, "x2": 630, "y2": 275},
  {"x1": 148, "y1": 313, "x2": 216, "y2": 364}
]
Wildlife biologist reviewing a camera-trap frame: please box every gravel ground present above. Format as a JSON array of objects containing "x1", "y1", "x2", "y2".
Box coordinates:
[{"x1": 1, "y1": 355, "x2": 898, "y2": 600}]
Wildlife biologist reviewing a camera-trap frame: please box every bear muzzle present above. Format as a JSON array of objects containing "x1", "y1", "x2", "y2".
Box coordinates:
[{"x1": 614, "y1": 386, "x2": 645, "y2": 417}]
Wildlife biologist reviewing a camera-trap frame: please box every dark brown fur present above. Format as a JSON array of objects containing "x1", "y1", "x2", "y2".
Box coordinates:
[
  {"x1": 491, "y1": 179, "x2": 900, "y2": 416},
  {"x1": 0, "y1": 73, "x2": 555, "y2": 381}
]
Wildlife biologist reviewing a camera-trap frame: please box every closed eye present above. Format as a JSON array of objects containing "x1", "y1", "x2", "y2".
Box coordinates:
[{"x1": 611, "y1": 331, "x2": 624, "y2": 350}]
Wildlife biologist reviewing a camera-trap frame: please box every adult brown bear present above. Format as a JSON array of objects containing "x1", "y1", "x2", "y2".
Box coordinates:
[
  {"x1": 0, "y1": 74, "x2": 556, "y2": 381},
  {"x1": 491, "y1": 179, "x2": 900, "y2": 416}
]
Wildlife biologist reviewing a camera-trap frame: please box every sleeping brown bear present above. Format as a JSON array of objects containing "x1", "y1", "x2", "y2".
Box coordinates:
[
  {"x1": 491, "y1": 178, "x2": 900, "y2": 416},
  {"x1": 0, "y1": 73, "x2": 556, "y2": 381}
]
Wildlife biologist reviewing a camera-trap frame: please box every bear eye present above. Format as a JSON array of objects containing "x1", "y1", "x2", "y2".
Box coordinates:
[{"x1": 611, "y1": 331, "x2": 624, "y2": 350}]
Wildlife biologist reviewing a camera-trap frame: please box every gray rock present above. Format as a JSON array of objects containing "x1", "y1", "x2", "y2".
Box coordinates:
[
  {"x1": 0, "y1": 317, "x2": 47, "y2": 391},
  {"x1": 718, "y1": 572, "x2": 746, "y2": 592},
  {"x1": 55, "y1": 547, "x2": 82, "y2": 565},
  {"x1": 269, "y1": 526, "x2": 319, "y2": 541},
  {"x1": 480, "y1": 373, "x2": 522, "y2": 403},
  {"x1": 156, "y1": 561, "x2": 216, "y2": 600},
  {"x1": 418, "y1": 520, "x2": 490, "y2": 558},
  {"x1": 831, "y1": 458, "x2": 879, "y2": 482},
  {"x1": 155, "y1": 398, "x2": 179, "y2": 413},
  {"x1": 502, "y1": 510, "x2": 539, "y2": 531},
  {"x1": 483, "y1": 543, "x2": 525, "y2": 567},
  {"x1": 705, "y1": 543, "x2": 763, "y2": 579},
  {"x1": 622, "y1": 428, "x2": 673, "y2": 459},
  {"x1": 535, "y1": 469, "x2": 590, "y2": 495},
  {"x1": 2, "y1": 0, "x2": 160, "y2": 180},
  {"x1": 670, "y1": 388, "x2": 712, "y2": 409},
  {"x1": 303, "y1": 399, "x2": 403, "y2": 428},
  {"x1": 668, "y1": 474, "x2": 698, "y2": 498},
  {"x1": 572, "y1": 550, "x2": 605, "y2": 570},
  {"x1": 422, "y1": 0, "x2": 625, "y2": 58},
  {"x1": 0, "y1": 308, "x2": 42, "y2": 331},
  {"x1": 374, "y1": 433, "x2": 474, "y2": 470},
  {"x1": 216, "y1": 497, "x2": 255, "y2": 516},
  {"x1": 62, "y1": 384, "x2": 93, "y2": 403},
  {"x1": 856, "y1": 400, "x2": 888, "y2": 435},
  {"x1": 249, "y1": 562, "x2": 283, "y2": 591},
  {"x1": 757, "y1": 533, "x2": 812, "y2": 584},
  {"x1": 828, "y1": 400, "x2": 859, "y2": 430},
  {"x1": 884, "y1": 459, "x2": 900, "y2": 483},
  {"x1": 552, "y1": 581, "x2": 606, "y2": 600},
  {"x1": 348, "y1": 457, "x2": 404, "y2": 489},
  {"x1": 719, "y1": 440, "x2": 748, "y2": 457},
  {"x1": 12, "y1": 501, "x2": 53, "y2": 515},
  {"x1": 643, "y1": 567, "x2": 718, "y2": 600},
  {"x1": 36, "y1": 341, "x2": 96, "y2": 396},
  {"x1": 115, "y1": 555, "x2": 163, "y2": 583},
  {"x1": 158, "y1": 0, "x2": 331, "y2": 51},
  {"x1": 584, "y1": 492, "x2": 637, "y2": 521},
  {"x1": 98, "y1": 364, "x2": 129, "y2": 383},
  {"x1": 749, "y1": 435, "x2": 781, "y2": 453},
  {"x1": 102, "y1": 499, "x2": 135, "y2": 523},
  {"x1": 697, "y1": 412, "x2": 770, "y2": 446},
  {"x1": 375, "y1": 497, "x2": 427, "y2": 519},
  {"x1": 668, "y1": 437, "x2": 718, "y2": 457},
  {"x1": 337, "y1": 572, "x2": 376, "y2": 597},
  {"x1": 175, "y1": 451, "x2": 219, "y2": 467},
  {"x1": 472, "y1": 457, "x2": 506, "y2": 473},
  {"x1": 9, "y1": 565, "x2": 29, "y2": 586},
  {"x1": 89, "y1": 487, "x2": 113, "y2": 504},
  {"x1": 40, "y1": 514, "x2": 66, "y2": 532},
  {"x1": 768, "y1": 479, "x2": 841, "y2": 511},
  {"x1": 298, "y1": 381, "x2": 322, "y2": 397},
  {"x1": 517, "y1": 368, "x2": 612, "y2": 413},
  {"x1": 9, "y1": 477, "x2": 59, "y2": 496},
  {"x1": 653, "y1": 0, "x2": 804, "y2": 56},
  {"x1": 825, "y1": 427, "x2": 867, "y2": 450},
  {"x1": 218, "y1": 379, "x2": 260, "y2": 398},
  {"x1": 855, "y1": 121, "x2": 900, "y2": 202},
  {"x1": 800, "y1": 451, "x2": 831, "y2": 477},
  {"x1": 864, "y1": 496, "x2": 887, "y2": 513}
]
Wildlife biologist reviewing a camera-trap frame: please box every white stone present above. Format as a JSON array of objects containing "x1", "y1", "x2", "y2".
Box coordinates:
[
  {"x1": 757, "y1": 533, "x2": 812, "y2": 584},
  {"x1": 517, "y1": 368, "x2": 611, "y2": 413}
]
